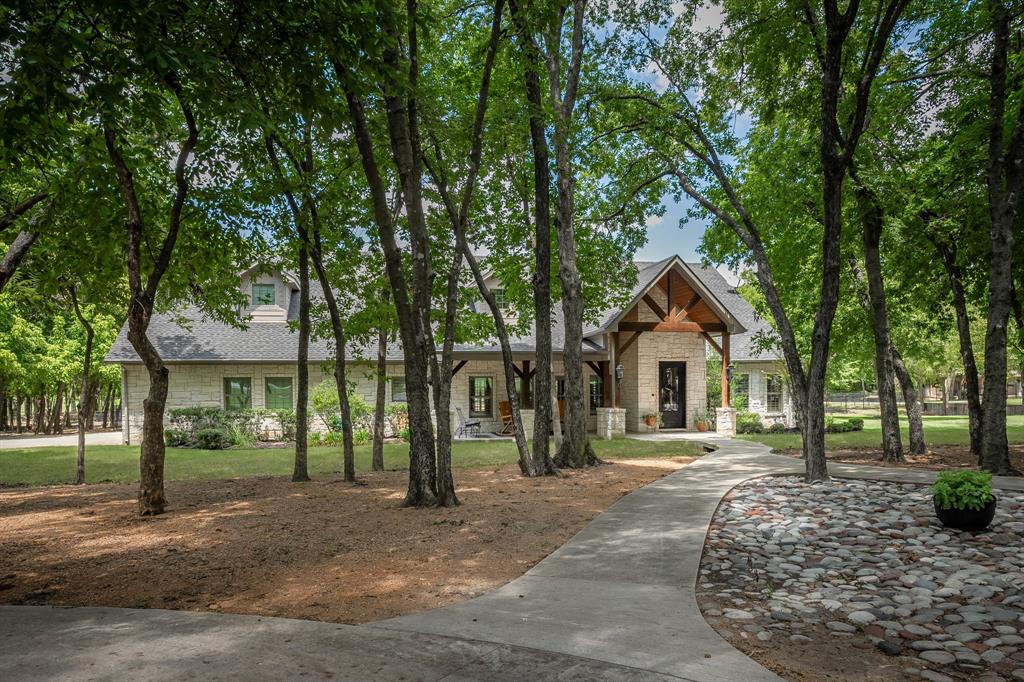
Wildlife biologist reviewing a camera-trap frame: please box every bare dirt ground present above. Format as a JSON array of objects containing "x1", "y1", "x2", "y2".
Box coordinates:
[
  {"x1": 0, "y1": 457, "x2": 691, "y2": 624},
  {"x1": 783, "y1": 443, "x2": 1024, "y2": 472}
]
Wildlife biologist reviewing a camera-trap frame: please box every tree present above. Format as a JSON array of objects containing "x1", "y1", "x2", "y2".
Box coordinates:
[
  {"x1": 327, "y1": 0, "x2": 440, "y2": 506},
  {"x1": 615, "y1": 0, "x2": 910, "y2": 481}
]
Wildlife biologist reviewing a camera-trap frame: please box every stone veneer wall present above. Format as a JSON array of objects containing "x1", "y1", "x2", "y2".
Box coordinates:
[
  {"x1": 730, "y1": 361, "x2": 795, "y2": 428},
  {"x1": 617, "y1": 283, "x2": 709, "y2": 432},
  {"x1": 121, "y1": 359, "x2": 601, "y2": 444}
]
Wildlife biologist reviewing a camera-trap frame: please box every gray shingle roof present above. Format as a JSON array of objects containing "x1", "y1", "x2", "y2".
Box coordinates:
[{"x1": 106, "y1": 258, "x2": 780, "y2": 363}]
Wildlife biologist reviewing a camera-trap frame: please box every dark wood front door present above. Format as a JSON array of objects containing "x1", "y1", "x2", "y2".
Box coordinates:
[{"x1": 659, "y1": 361, "x2": 686, "y2": 429}]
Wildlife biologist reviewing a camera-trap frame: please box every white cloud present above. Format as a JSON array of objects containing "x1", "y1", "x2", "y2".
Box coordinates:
[
  {"x1": 646, "y1": 60, "x2": 671, "y2": 94},
  {"x1": 645, "y1": 213, "x2": 664, "y2": 228}
]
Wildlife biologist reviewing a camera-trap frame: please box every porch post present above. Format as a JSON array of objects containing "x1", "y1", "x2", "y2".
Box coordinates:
[
  {"x1": 522, "y1": 360, "x2": 532, "y2": 408},
  {"x1": 611, "y1": 332, "x2": 620, "y2": 408},
  {"x1": 721, "y1": 332, "x2": 730, "y2": 408}
]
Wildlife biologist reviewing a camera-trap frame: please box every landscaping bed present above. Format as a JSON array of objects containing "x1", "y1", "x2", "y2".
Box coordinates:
[
  {"x1": 0, "y1": 457, "x2": 693, "y2": 624},
  {"x1": 782, "y1": 444, "x2": 1024, "y2": 472},
  {"x1": 697, "y1": 476, "x2": 1024, "y2": 682}
]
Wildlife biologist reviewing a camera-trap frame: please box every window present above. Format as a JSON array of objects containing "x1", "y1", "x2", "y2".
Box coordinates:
[
  {"x1": 733, "y1": 373, "x2": 750, "y2": 410},
  {"x1": 265, "y1": 377, "x2": 293, "y2": 410},
  {"x1": 514, "y1": 375, "x2": 535, "y2": 407},
  {"x1": 391, "y1": 377, "x2": 407, "y2": 403},
  {"x1": 252, "y1": 283, "x2": 275, "y2": 306},
  {"x1": 556, "y1": 376, "x2": 567, "y2": 400},
  {"x1": 589, "y1": 375, "x2": 604, "y2": 415},
  {"x1": 766, "y1": 373, "x2": 783, "y2": 413},
  {"x1": 492, "y1": 288, "x2": 508, "y2": 310},
  {"x1": 224, "y1": 377, "x2": 252, "y2": 411},
  {"x1": 469, "y1": 376, "x2": 493, "y2": 417}
]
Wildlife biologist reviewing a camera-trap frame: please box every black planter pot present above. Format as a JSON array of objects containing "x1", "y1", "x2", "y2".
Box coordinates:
[{"x1": 934, "y1": 497, "x2": 997, "y2": 532}]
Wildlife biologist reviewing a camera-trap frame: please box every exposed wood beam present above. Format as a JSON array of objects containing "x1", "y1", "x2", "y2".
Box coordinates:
[
  {"x1": 722, "y1": 332, "x2": 731, "y2": 408},
  {"x1": 619, "y1": 320, "x2": 726, "y2": 333},
  {"x1": 451, "y1": 360, "x2": 468, "y2": 377},
  {"x1": 511, "y1": 363, "x2": 525, "y2": 379},
  {"x1": 601, "y1": 360, "x2": 612, "y2": 406},
  {"x1": 675, "y1": 293, "x2": 702, "y2": 321},
  {"x1": 585, "y1": 360, "x2": 603, "y2": 376},
  {"x1": 642, "y1": 293, "x2": 667, "y2": 321},
  {"x1": 618, "y1": 330, "x2": 642, "y2": 355},
  {"x1": 701, "y1": 332, "x2": 723, "y2": 356}
]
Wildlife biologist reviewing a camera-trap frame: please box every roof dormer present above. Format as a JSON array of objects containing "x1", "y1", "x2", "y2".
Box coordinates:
[{"x1": 239, "y1": 266, "x2": 294, "y2": 323}]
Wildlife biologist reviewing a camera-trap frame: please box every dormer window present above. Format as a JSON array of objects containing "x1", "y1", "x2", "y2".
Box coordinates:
[{"x1": 252, "y1": 283, "x2": 275, "y2": 306}]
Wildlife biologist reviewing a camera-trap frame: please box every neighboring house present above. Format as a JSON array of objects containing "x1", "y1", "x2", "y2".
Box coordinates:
[{"x1": 106, "y1": 256, "x2": 794, "y2": 444}]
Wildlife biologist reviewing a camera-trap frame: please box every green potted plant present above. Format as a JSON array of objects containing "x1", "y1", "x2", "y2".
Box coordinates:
[
  {"x1": 694, "y1": 409, "x2": 712, "y2": 432},
  {"x1": 931, "y1": 470, "x2": 997, "y2": 531},
  {"x1": 643, "y1": 412, "x2": 659, "y2": 428}
]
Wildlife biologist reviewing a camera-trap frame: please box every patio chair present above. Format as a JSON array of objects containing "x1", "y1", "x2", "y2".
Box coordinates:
[
  {"x1": 455, "y1": 407, "x2": 481, "y2": 438},
  {"x1": 498, "y1": 401, "x2": 514, "y2": 435}
]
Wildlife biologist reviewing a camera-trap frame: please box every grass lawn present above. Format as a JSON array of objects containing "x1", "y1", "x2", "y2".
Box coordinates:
[
  {"x1": 0, "y1": 437, "x2": 702, "y2": 487},
  {"x1": 739, "y1": 414, "x2": 1024, "y2": 451}
]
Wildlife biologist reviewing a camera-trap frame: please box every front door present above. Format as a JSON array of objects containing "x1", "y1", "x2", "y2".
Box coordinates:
[{"x1": 658, "y1": 361, "x2": 686, "y2": 429}]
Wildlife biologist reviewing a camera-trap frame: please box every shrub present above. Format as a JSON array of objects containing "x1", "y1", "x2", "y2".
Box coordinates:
[
  {"x1": 736, "y1": 411, "x2": 763, "y2": 434},
  {"x1": 323, "y1": 431, "x2": 345, "y2": 446},
  {"x1": 825, "y1": 417, "x2": 866, "y2": 433},
  {"x1": 398, "y1": 427, "x2": 410, "y2": 441},
  {"x1": 195, "y1": 427, "x2": 235, "y2": 450},
  {"x1": 385, "y1": 403, "x2": 409, "y2": 434},
  {"x1": 353, "y1": 429, "x2": 371, "y2": 446},
  {"x1": 312, "y1": 379, "x2": 375, "y2": 432},
  {"x1": 931, "y1": 470, "x2": 995, "y2": 511},
  {"x1": 692, "y1": 408, "x2": 713, "y2": 426},
  {"x1": 164, "y1": 429, "x2": 190, "y2": 447},
  {"x1": 766, "y1": 422, "x2": 786, "y2": 434},
  {"x1": 308, "y1": 431, "x2": 322, "y2": 446},
  {"x1": 274, "y1": 409, "x2": 297, "y2": 441}
]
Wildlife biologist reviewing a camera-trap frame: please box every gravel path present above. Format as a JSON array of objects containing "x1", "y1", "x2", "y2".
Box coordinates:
[{"x1": 699, "y1": 476, "x2": 1024, "y2": 681}]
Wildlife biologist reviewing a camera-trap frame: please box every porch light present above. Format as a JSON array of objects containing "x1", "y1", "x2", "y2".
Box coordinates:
[{"x1": 615, "y1": 363, "x2": 624, "y2": 381}]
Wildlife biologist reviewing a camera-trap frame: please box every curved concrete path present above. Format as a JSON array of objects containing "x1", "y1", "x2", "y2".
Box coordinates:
[{"x1": 4, "y1": 436, "x2": 1022, "y2": 681}]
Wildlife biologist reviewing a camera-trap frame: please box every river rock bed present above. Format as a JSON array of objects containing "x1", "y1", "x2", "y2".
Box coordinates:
[{"x1": 697, "y1": 476, "x2": 1024, "y2": 681}]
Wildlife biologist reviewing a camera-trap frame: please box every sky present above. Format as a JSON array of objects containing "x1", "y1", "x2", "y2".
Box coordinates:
[
  {"x1": 635, "y1": 195, "x2": 709, "y2": 263},
  {"x1": 625, "y1": 2, "x2": 728, "y2": 267}
]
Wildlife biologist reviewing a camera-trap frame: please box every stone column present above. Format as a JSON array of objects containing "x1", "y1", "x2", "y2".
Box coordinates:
[
  {"x1": 716, "y1": 407, "x2": 736, "y2": 437},
  {"x1": 596, "y1": 407, "x2": 626, "y2": 440},
  {"x1": 519, "y1": 409, "x2": 535, "y2": 438}
]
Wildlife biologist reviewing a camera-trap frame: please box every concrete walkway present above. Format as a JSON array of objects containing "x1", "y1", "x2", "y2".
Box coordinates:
[
  {"x1": 3, "y1": 435, "x2": 1021, "y2": 681},
  {"x1": 0, "y1": 430, "x2": 122, "y2": 449}
]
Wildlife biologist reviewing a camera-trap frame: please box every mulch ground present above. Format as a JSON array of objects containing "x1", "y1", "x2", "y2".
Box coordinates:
[
  {"x1": 781, "y1": 444, "x2": 1024, "y2": 472},
  {"x1": 0, "y1": 457, "x2": 692, "y2": 624}
]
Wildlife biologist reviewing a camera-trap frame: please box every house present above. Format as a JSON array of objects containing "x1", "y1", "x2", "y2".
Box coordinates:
[{"x1": 106, "y1": 256, "x2": 795, "y2": 444}]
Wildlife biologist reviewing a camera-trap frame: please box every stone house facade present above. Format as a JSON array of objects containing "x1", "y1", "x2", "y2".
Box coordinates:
[{"x1": 109, "y1": 257, "x2": 793, "y2": 444}]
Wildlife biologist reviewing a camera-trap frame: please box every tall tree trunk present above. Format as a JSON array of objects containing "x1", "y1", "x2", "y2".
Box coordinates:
[
  {"x1": 50, "y1": 383, "x2": 64, "y2": 434},
  {"x1": 928, "y1": 232, "x2": 984, "y2": 457},
  {"x1": 463, "y1": 249, "x2": 535, "y2": 475},
  {"x1": 544, "y1": 0, "x2": 595, "y2": 469},
  {"x1": 510, "y1": 0, "x2": 556, "y2": 475},
  {"x1": 846, "y1": 235, "x2": 903, "y2": 463},
  {"x1": 372, "y1": 327, "x2": 387, "y2": 472},
  {"x1": 335, "y1": 40, "x2": 438, "y2": 506},
  {"x1": 70, "y1": 288, "x2": 94, "y2": 485},
  {"x1": 293, "y1": 242, "x2": 311, "y2": 482},
  {"x1": 104, "y1": 77, "x2": 197, "y2": 515},
  {"x1": 308, "y1": 213, "x2": 356, "y2": 483},
  {"x1": 891, "y1": 347, "x2": 927, "y2": 455},
  {"x1": 979, "y1": 0, "x2": 1021, "y2": 475}
]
